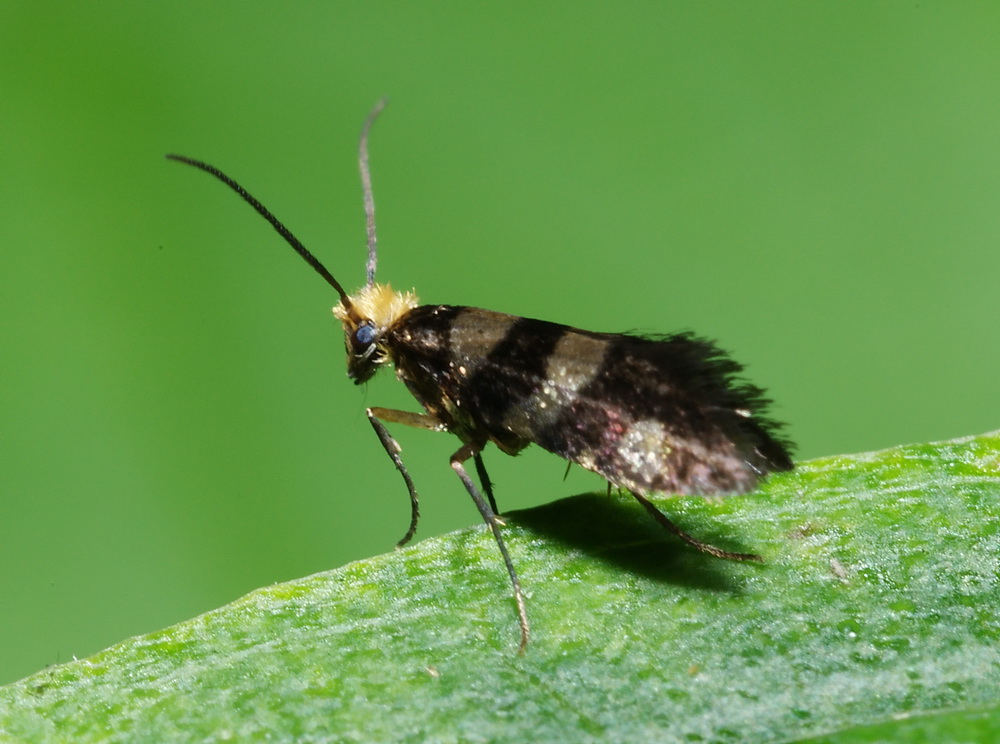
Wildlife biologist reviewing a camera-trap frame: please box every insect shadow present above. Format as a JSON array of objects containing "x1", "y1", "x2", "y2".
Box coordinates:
[{"x1": 507, "y1": 491, "x2": 762, "y2": 593}]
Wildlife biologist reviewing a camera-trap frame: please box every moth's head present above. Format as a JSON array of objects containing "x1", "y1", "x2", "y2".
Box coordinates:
[{"x1": 333, "y1": 282, "x2": 419, "y2": 384}]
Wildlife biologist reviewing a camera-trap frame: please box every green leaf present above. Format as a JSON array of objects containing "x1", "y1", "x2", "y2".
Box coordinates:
[{"x1": 2, "y1": 432, "x2": 999, "y2": 742}]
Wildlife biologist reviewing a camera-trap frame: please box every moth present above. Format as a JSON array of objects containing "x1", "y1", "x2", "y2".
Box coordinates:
[{"x1": 167, "y1": 100, "x2": 794, "y2": 653}]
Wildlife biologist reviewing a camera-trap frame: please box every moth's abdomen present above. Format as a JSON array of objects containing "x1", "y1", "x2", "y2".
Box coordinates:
[{"x1": 390, "y1": 306, "x2": 793, "y2": 496}]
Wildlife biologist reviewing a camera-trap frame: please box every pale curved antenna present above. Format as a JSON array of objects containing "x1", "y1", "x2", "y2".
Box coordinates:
[{"x1": 359, "y1": 97, "x2": 388, "y2": 287}]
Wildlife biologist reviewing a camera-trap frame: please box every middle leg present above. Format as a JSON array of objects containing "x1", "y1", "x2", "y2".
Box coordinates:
[{"x1": 451, "y1": 442, "x2": 529, "y2": 654}]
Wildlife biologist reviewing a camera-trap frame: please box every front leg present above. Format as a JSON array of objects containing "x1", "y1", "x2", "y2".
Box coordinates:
[
  {"x1": 451, "y1": 442, "x2": 529, "y2": 654},
  {"x1": 366, "y1": 407, "x2": 445, "y2": 547}
]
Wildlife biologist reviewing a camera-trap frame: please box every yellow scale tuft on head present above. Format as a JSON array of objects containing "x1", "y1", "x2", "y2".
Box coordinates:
[{"x1": 333, "y1": 282, "x2": 419, "y2": 330}]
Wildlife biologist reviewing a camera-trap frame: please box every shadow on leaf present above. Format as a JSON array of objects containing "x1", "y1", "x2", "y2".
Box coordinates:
[{"x1": 507, "y1": 492, "x2": 761, "y2": 593}]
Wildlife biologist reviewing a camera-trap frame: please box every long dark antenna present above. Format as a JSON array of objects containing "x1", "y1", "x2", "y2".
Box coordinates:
[
  {"x1": 359, "y1": 98, "x2": 387, "y2": 287},
  {"x1": 165, "y1": 153, "x2": 353, "y2": 310}
]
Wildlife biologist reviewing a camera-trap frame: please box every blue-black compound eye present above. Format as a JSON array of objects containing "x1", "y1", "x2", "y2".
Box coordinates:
[{"x1": 354, "y1": 322, "x2": 377, "y2": 347}]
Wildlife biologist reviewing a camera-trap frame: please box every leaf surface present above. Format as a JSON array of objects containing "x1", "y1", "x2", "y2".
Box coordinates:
[{"x1": 2, "y1": 432, "x2": 999, "y2": 742}]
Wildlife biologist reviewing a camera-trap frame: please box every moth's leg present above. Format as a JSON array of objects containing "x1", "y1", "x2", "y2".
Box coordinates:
[
  {"x1": 472, "y1": 452, "x2": 499, "y2": 515},
  {"x1": 629, "y1": 490, "x2": 763, "y2": 563},
  {"x1": 367, "y1": 407, "x2": 446, "y2": 548},
  {"x1": 452, "y1": 442, "x2": 529, "y2": 654}
]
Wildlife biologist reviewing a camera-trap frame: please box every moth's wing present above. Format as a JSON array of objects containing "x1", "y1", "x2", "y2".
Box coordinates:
[
  {"x1": 475, "y1": 326, "x2": 793, "y2": 496},
  {"x1": 391, "y1": 307, "x2": 792, "y2": 496}
]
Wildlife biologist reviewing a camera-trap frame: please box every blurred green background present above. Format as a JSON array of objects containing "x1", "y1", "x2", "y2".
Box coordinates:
[{"x1": 2, "y1": 3, "x2": 998, "y2": 686}]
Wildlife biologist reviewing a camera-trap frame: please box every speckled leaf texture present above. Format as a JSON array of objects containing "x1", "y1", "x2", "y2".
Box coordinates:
[{"x1": 2, "y1": 432, "x2": 998, "y2": 743}]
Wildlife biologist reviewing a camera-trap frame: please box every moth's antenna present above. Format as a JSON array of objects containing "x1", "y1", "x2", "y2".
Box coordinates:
[
  {"x1": 360, "y1": 97, "x2": 387, "y2": 287},
  {"x1": 166, "y1": 153, "x2": 354, "y2": 312}
]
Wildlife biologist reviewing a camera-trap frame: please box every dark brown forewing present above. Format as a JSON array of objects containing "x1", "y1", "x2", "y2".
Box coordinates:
[
  {"x1": 533, "y1": 331, "x2": 793, "y2": 495},
  {"x1": 389, "y1": 306, "x2": 792, "y2": 495}
]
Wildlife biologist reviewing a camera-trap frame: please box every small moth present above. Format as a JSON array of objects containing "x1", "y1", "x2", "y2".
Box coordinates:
[{"x1": 168, "y1": 101, "x2": 794, "y2": 652}]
